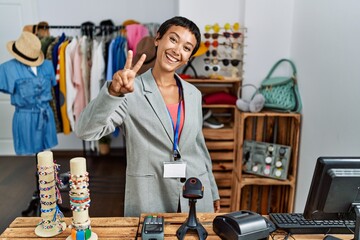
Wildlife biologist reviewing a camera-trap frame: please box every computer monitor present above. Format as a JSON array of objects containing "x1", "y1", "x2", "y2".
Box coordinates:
[{"x1": 303, "y1": 156, "x2": 360, "y2": 239}]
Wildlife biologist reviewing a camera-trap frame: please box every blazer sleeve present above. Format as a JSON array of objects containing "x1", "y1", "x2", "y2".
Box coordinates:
[{"x1": 75, "y1": 81, "x2": 127, "y2": 140}]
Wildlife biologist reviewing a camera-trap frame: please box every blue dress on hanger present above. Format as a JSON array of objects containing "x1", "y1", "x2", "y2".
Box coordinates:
[{"x1": 0, "y1": 59, "x2": 58, "y2": 155}]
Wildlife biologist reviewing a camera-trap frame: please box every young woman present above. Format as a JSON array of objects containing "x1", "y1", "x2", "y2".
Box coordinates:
[{"x1": 75, "y1": 16, "x2": 220, "y2": 216}]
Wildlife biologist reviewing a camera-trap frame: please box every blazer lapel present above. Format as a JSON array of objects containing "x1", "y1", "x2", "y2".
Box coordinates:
[
  {"x1": 140, "y1": 71, "x2": 174, "y2": 143},
  {"x1": 178, "y1": 78, "x2": 196, "y2": 150}
]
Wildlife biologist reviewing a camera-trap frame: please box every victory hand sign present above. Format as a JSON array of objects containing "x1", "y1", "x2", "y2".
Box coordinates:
[{"x1": 109, "y1": 50, "x2": 147, "y2": 96}]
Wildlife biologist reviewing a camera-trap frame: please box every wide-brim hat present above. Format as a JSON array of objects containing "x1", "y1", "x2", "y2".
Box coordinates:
[
  {"x1": 193, "y1": 41, "x2": 208, "y2": 57},
  {"x1": 133, "y1": 36, "x2": 156, "y2": 75},
  {"x1": 7, "y1": 31, "x2": 44, "y2": 67}
]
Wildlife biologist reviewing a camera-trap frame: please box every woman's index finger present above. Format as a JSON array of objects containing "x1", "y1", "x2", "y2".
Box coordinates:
[{"x1": 124, "y1": 50, "x2": 133, "y2": 70}]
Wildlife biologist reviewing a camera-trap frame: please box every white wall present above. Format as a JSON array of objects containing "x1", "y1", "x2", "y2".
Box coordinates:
[
  {"x1": 242, "y1": 0, "x2": 294, "y2": 95},
  {"x1": 291, "y1": 0, "x2": 360, "y2": 212},
  {"x1": 35, "y1": 0, "x2": 177, "y2": 25}
]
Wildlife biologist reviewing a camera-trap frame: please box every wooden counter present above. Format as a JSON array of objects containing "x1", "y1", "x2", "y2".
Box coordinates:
[
  {"x1": 0, "y1": 214, "x2": 354, "y2": 239},
  {"x1": 0, "y1": 217, "x2": 139, "y2": 239}
]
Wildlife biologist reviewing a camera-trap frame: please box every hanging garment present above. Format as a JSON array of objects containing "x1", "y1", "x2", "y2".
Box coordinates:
[
  {"x1": 65, "y1": 38, "x2": 78, "y2": 131},
  {"x1": 51, "y1": 33, "x2": 66, "y2": 132},
  {"x1": 43, "y1": 36, "x2": 62, "y2": 133},
  {"x1": 59, "y1": 40, "x2": 71, "y2": 134},
  {"x1": 105, "y1": 38, "x2": 115, "y2": 81},
  {"x1": 0, "y1": 59, "x2": 58, "y2": 155},
  {"x1": 79, "y1": 35, "x2": 92, "y2": 104},
  {"x1": 90, "y1": 39, "x2": 105, "y2": 101},
  {"x1": 125, "y1": 24, "x2": 149, "y2": 55},
  {"x1": 72, "y1": 39, "x2": 86, "y2": 122},
  {"x1": 112, "y1": 36, "x2": 127, "y2": 73}
]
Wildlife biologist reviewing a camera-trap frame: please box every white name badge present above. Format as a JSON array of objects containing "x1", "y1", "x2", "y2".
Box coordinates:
[{"x1": 163, "y1": 162, "x2": 186, "y2": 178}]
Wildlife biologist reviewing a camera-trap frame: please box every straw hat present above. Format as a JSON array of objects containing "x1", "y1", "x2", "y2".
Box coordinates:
[{"x1": 7, "y1": 31, "x2": 44, "y2": 67}]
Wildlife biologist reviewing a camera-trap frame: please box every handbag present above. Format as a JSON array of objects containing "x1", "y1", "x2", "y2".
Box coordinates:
[{"x1": 258, "y1": 59, "x2": 302, "y2": 112}]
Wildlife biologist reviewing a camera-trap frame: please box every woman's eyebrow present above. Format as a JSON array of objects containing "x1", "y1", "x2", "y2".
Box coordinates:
[{"x1": 169, "y1": 31, "x2": 195, "y2": 48}]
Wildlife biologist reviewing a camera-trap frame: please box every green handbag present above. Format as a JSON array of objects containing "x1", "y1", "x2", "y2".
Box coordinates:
[{"x1": 259, "y1": 59, "x2": 302, "y2": 113}]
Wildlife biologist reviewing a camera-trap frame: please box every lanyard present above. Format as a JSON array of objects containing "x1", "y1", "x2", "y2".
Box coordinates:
[{"x1": 167, "y1": 78, "x2": 183, "y2": 161}]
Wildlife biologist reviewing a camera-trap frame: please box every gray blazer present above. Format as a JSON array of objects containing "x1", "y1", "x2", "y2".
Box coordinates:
[{"x1": 75, "y1": 69, "x2": 220, "y2": 217}]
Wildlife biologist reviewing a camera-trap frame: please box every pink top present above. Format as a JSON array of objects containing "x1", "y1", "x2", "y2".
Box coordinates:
[
  {"x1": 166, "y1": 100, "x2": 185, "y2": 137},
  {"x1": 73, "y1": 41, "x2": 86, "y2": 122}
]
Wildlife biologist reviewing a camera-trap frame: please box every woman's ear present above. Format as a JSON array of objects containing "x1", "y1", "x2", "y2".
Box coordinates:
[{"x1": 154, "y1": 33, "x2": 160, "y2": 46}]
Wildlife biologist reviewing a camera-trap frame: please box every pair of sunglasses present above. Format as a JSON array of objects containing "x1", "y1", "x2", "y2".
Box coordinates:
[
  {"x1": 204, "y1": 58, "x2": 242, "y2": 67},
  {"x1": 224, "y1": 22, "x2": 241, "y2": 31},
  {"x1": 204, "y1": 40, "x2": 219, "y2": 48},
  {"x1": 204, "y1": 23, "x2": 221, "y2": 33},
  {"x1": 221, "y1": 59, "x2": 242, "y2": 67},
  {"x1": 204, "y1": 33, "x2": 220, "y2": 39},
  {"x1": 223, "y1": 32, "x2": 242, "y2": 39},
  {"x1": 220, "y1": 42, "x2": 241, "y2": 49},
  {"x1": 206, "y1": 49, "x2": 217, "y2": 57},
  {"x1": 204, "y1": 65, "x2": 221, "y2": 72},
  {"x1": 205, "y1": 41, "x2": 242, "y2": 49}
]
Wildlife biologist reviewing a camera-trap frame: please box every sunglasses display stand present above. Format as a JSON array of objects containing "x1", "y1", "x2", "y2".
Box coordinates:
[{"x1": 202, "y1": 22, "x2": 245, "y2": 80}]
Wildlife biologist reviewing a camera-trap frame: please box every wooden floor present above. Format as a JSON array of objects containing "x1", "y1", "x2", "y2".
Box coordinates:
[{"x1": 0, "y1": 149, "x2": 126, "y2": 234}]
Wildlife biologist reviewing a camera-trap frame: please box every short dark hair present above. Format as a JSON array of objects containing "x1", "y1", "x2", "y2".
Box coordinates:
[{"x1": 156, "y1": 16, "x2": 201, "y2": 57}]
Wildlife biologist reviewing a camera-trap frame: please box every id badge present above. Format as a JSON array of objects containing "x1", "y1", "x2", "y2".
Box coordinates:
[{"x1": 163, "y1": 161, "x2": 186, "y2": 178}]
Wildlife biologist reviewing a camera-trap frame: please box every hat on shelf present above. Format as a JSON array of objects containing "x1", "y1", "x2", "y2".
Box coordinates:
[
  {"x1": 193, "y1": 41, "x2": 208, "y2": 57},
  {"x1": 22, "y1": 21, "x2": 50, "y2": 39},
  {"x1": 133, "y1": 36, "x2": 156, "y2": 75},
  {"x1": 7, "y1": 31, "x2": 44, "y2": 67},
  {"x1": 180, "y1": 41, "x2": 209, "y2": 78},
  {"x1": 121, "y1": 19, "x2": 141, "y2": 35},
  {"x1": 96, "y1": 19, "x2": 115, "y2": 36},
  {"x1": 122, "y1": 19, "x2": 140, "y2": 27},
  {"x1": 81, "y1": 21, "x2": 95, "y2": 37},
  {"x1": 36, "y1": 21, "x2": 50, "y2": 38},
  {"x1": 22, "y1": 24, "x2": 38, "y2": 34}
]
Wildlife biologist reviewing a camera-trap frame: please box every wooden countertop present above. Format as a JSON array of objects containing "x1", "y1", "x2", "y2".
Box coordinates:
[
  {"x1": 0, "y1": 217, "x2": 139, "y2": 239},
  {"x1": 0, "y1": 214, "x2": 354, "y2": 239}
]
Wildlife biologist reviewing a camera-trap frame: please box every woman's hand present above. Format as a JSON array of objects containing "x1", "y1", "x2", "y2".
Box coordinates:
[
  {"x1": 214, "y1": 200, "x2": 221, "y2": 213},
  {"x1": 109, "y1": 50, "x2": 146, "y2": 96}
]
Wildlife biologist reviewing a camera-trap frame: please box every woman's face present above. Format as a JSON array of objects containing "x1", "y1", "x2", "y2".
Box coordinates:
[{"x1": 155, "y1": 25, "x2": 197, "y2": 72}]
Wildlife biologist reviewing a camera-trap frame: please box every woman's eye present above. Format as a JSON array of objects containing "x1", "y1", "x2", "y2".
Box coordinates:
[
  {"x1": 184, "y1": 46, "x2": 191, "y2": 52},
  {"x1": 170, "y1": 36, "x2": 176, "y2": 43}
]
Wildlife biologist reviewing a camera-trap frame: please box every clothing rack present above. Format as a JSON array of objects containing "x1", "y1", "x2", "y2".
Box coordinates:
[
  {"x1": 38, "y1": 23, "x2": 149, "y2": 155},
  {"x1": 38, "y1": 25, "x2": 124, "y2": 30},
  {"x1": 39, "y1": 24, "x2": 125, "y2": 37}
]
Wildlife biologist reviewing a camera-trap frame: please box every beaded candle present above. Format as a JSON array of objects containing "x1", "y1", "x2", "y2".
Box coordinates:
[
  {"x1": 35, "y1": 151, "x2": 66, "y2": 237},
  {"x1": 67, "y1": 157, "x2": 97, "y2": 240}
]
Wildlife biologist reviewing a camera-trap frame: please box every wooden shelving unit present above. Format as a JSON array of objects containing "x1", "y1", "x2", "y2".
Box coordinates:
[
  {"x1": 230, "y1": 111, "x2": 301, "y2": 214},
  {"x1": 185, "y1": 26, "x2": 252, "y2": 212},
  {"x1": 187, "y1": 78, "x2": 241, "y2": 212}
]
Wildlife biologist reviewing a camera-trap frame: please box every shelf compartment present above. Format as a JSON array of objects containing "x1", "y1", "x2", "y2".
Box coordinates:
[
  {"x1": 239, "y1": 184, "x2": 295, "y2": 214},
  {"x1": 231, "y1": 112, "x2": 301, "y2": 214},
  {"x1": 203, "y1": 128, "x2": 235, "y2": 140}
]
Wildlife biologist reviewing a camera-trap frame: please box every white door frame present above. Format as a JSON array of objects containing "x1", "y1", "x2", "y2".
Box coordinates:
[{"x1": 0, "y1": 0, "x2": 38, "y2": 155}]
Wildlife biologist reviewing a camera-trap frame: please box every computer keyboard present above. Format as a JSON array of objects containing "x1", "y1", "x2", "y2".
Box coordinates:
[{"x1": 269, "y1": 213, "x2": 355, "y2": 234}]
